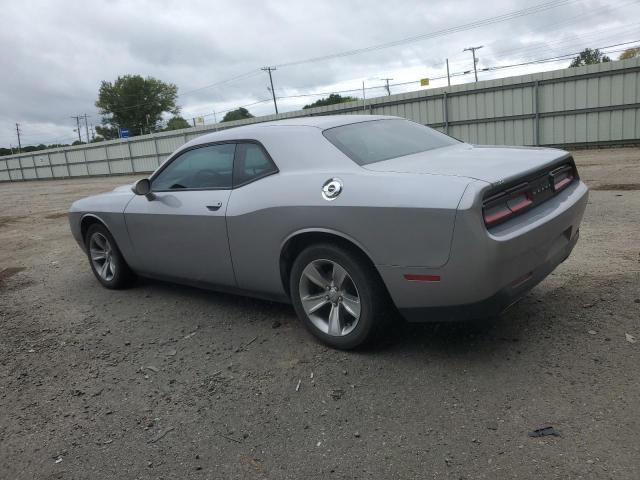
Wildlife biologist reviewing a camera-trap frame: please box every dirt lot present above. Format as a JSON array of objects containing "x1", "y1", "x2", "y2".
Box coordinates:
[{"x1": 1, "y1": 148, "x2": 639, "y2": 479}]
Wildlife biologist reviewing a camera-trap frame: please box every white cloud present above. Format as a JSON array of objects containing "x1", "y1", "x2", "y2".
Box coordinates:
[{"x1": 1, "y1": 0, "x2": 637, "y2": 146}]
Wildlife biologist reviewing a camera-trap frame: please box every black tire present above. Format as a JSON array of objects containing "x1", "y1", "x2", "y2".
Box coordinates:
[
  {"x1": 289, "y1": 243, "x2": 390, "y2": 350},
  {"x1": 85, "y1": 223, "x2": 135, "y2": 289}
]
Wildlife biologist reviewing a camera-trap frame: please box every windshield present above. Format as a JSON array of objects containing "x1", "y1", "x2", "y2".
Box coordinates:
[{"x1": 323, "y1": 119, "x2": 459, "y2": 166}]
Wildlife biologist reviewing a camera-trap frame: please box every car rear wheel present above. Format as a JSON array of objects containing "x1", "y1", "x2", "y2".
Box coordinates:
[
  {"x1": 290, "y1": 243, "x2": 389, "y2": 349},
  {"x1": 85, "y1": 223, "x2": 135, "y2": 289}
]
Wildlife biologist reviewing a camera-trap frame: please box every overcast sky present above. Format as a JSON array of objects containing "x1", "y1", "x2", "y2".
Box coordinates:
[{"x1": 1, "y1": 0, "x2": 638, "y2": 147}]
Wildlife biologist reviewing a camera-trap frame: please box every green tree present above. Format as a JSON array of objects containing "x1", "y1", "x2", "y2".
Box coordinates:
[
  {"x1": 95, "y1": 74, "x2": 179, "y2": 137},
  {"x1": 619, "y1": 47, "x2": 640, "y2": 60},
  {"x1": 303, "y1": 93, "x2": 359, "y2": 109},
  {"x1": 22, "y1": 145, "x2": 47, "y2": 152},
  {"x1": 0, "y1": 143, "x2": 70, "y2": 156},
  {"x1": 569, "y1": 48, "x2": 611, "y2": 67},
  {"x1": 221, "y1": 107, "x2": 254, "y2": 122},
  {"x1": 95, "y1": 125, "x2": 119, "y2": 140},
  {"x1": 164, "y1": 116, "x2": 191, "y2": 131}
]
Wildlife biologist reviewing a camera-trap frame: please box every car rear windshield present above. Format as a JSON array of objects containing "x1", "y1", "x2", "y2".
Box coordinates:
[{"x1": 323, "y1": 119, "x2": 459, "y2": 166}]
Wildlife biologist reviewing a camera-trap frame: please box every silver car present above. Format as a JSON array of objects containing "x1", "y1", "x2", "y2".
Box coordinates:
[{"x1": 69, "y1": 115, "x2": 588, "y2": 349}]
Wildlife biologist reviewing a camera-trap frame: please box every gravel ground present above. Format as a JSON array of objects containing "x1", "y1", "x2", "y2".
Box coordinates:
[{"x1": 0, "y1": 148, "x2": 639, "y2": 479}]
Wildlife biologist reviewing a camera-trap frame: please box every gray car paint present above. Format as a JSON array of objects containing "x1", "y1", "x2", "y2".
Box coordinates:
[
  {"x1": 68, "y1": 190, "x2": 137, "y2": 264},
  {"x1": 69, "y1": 115, "x2": 589, "y2": 318},
  {"x1": 378, "y1": 179, "x2": 588, "y2": 310},
  {"x1": 123, "y1": 190, "x2": 234, "y2": 285},
  {"x1": 364, "y1": 142, "x2": 571, "y2": 184}
]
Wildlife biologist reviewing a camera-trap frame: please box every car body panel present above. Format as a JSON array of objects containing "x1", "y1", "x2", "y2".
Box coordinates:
[
  {"x1": 226, "y1": 170, "x2": 470, "y2": 297},
  {"x1": 123, "y1": 190, "x2": 235, "y2": 285},
  {"x1": 69, "y1": 115, "x2": 589, "y2": 321},
  {"x1": 363, "y1": 142, "x2": 571, "y2": 185},
  {"x1": 378, "y1": 179, "x2": 588, "y2": 314},
  {"x1": 69, "y1": 190, "x2": 137, "y2": 262}
]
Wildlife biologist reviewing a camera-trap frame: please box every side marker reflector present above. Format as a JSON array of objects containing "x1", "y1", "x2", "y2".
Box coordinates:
[{"x1": 404, "y1": 274, "x2": 441, "y2": 282}]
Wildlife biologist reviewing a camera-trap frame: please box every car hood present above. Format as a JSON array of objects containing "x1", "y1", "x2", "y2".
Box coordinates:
[
  {"x1": 113, "y1": 184, "x2": 134, "y2": 193},
  {"x1": 69, "y1": 184, "x2": 135, "y2": 214},
  {"x1": 362, "y1": 143, "x2": 571, "y2": 185}
]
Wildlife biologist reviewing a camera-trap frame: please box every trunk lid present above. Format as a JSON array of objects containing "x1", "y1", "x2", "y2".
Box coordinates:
[{"x1": 362, "y1": 143, "x2": 571, "y2": 185}]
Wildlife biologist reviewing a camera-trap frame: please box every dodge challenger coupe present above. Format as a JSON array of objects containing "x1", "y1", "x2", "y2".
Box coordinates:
[{"x1": 69, "y1": 115, "x2": 588, "y2": 349}]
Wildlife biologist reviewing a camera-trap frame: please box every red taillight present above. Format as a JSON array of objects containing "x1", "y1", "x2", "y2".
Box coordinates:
[
  {"x1": 483, "y1": 161, "x2": 578, "y2": 228},
  {"x1": 506, "y1": 194, "x2": 533, "y2": 213},
  {"x1": 484, "y1": 203, "x2": 512, "y2": 225},
  {"x1": 483, "y1": 183, "x2": 532, "y2": 227},
  {"x1": 550, "y1": 164, "x2": 575, "y2": 192}
]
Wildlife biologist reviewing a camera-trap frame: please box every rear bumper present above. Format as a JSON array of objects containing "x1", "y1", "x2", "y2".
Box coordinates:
[
  {"x1": 399, "y1": 228, "x2": 578, "y2": 322},
  {"x1": 377, "y1": 179, "x2": 588, "y2": 321}
]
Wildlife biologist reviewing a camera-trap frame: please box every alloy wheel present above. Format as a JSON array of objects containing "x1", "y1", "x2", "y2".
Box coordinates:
[
  {"x1": 89, "y1": 232, "x2": 116, "y2": 282},
  {"x1": 298, "y1": 259, "x2": 361, "y2": 336}
]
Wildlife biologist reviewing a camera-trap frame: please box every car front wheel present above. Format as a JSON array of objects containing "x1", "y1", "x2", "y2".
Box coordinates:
[
  {"x1": 85, "y1": 223, "x2": 135, "y2": 289},
  {"x1": 290, "y1": 243, "x2": 389, "y2": 349}
]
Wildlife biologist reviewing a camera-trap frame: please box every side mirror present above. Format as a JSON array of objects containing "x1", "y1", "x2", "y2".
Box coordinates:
[{"x1": 132, "y1": 178, "x2": 151, "y2": 196}]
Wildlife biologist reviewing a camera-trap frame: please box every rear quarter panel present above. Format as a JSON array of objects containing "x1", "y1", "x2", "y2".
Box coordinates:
[{"x1": 226, "y1": 170, "x2": 471, "y2": 297}]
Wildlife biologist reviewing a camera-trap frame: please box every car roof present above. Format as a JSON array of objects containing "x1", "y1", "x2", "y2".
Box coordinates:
[
  {"x1": 250, "y1": 114, "x2": 400, "y2": 129},
  {"x1": 183, "y1": 114, "x2": 401, "y2": 149},
  {"x1": 178, "y1": 114, "x2": 404, "y2": 156}
]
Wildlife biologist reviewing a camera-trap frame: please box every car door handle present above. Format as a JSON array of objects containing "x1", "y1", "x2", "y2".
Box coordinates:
[{"x1": 206, "y1": 202, "x2": 223, "y2": 211}]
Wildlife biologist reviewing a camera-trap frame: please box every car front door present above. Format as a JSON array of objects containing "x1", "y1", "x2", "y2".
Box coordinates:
[{"x1": 124, "y1": 142, "x2": 236, "y2": 287}]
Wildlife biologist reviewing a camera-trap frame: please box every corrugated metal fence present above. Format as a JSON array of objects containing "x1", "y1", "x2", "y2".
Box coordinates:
[{"x1": 2, "y1": 57, "x2": 640, "y2": 182}]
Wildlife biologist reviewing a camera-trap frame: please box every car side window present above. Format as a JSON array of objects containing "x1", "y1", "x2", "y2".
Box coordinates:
[
  {"x1": 152, "y1": 143, "x2": 235, "y2": 191},
  {"x1": 234, "y1": 143, "x2": 277, "y2": 186}
]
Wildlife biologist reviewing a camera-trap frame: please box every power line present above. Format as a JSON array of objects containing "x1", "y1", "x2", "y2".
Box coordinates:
[
  {"x1": 273, "y1": 0, "x2": 577, "y2": 68},
  {"x1": 446, "y1": 0, "x2": 637, "y2": 63},
  {"x1": 179, "y1": 70, "x2": 262, "y2": 97},
  {"x1": 97, "y1": 0, "x2": 582, "y2": 121},
  {"x1": 53, "y1": 0, "x2": 632, "y2": 125},
  {"x1": 270, "y1": 39, "x2": 640, "y2": 103},
  {"x1": 78, "y1": 0, "x2": 580, "y2": 119},
  {"x1": 8, "y1": 37, "x2": 640, "y2": 146},
  {"x1": 94, "y1": 38, "x2": 640, "y2": 127},
  {"x1": 487, "y1": 20, "x2": 640, "y2": 63},
  {"x1": 88, "y1": 0, "x2": 580, "y2": 120},
  {"x1": 198, "y1": 98, "x2": 273, "y2": 119},
  {"x1": 95, "y1": 71, "x2": 263, "y2": 117}
]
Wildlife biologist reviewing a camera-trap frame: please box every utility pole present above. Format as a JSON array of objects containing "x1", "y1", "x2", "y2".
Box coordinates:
[
  {"x1": 262, "y1": 66, "x2": 278, "y2": 114},
  {"x1": 380, "y1": 78, "x2": 393, "y2": 96},
  {"x1": 71, "y1": 115, "x2": 82, "y2": 142},
  {"x1": 15, "y1": 123, "x2": 22, "y2": 153},
  {"x1": 446, "y1": 58, "x2": 451, "y2": 86},
  {"x1": 82, "y1": 114, "x2": 90, "y2": 143},
  {"x1": 463, "y1": 46, "x2": 483, "y2": 82}
]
